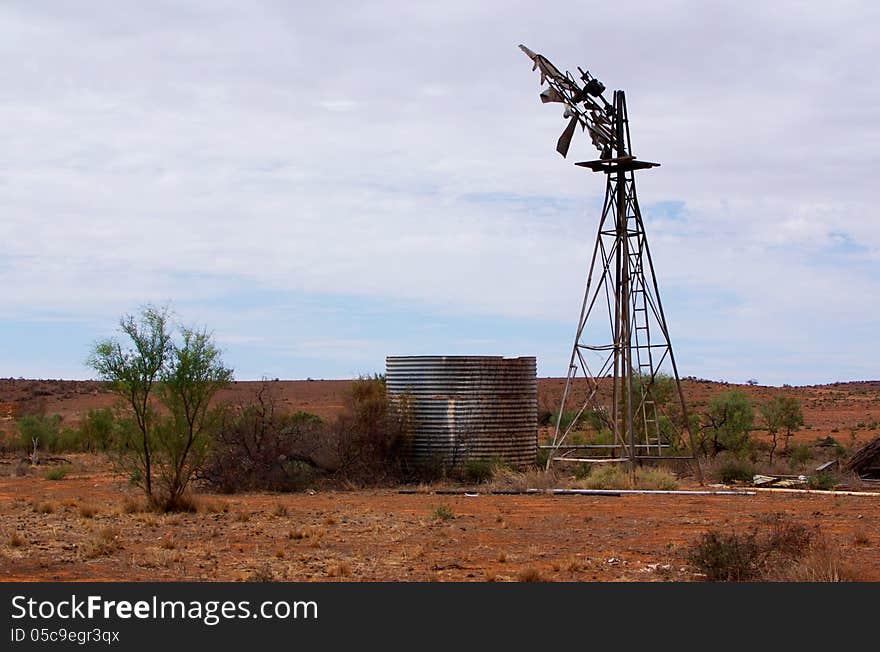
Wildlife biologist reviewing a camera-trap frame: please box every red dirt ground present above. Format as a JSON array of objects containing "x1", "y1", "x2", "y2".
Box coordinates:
[{"x1": 1, "y1": 378, "x2": 879, "y2": 582}]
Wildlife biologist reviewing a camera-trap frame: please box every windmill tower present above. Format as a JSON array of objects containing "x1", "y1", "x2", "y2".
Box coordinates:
[{"x1": 519, "y1": 45, "x2": 701, "y2": 480}]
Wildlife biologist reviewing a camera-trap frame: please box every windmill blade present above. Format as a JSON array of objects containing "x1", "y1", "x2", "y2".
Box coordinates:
[
  {"x1": 540, "y1": 87, "x2": 565, "y2": 104},
  {"x1": 556, "y1": 114, "x2": 579, "y2": 158},
  {"x1": 519, "y1": 44, "x2": 565, "y2": 82},
  {"x1": 519, "y1": 44, "x2": 538, "y2": 61}
]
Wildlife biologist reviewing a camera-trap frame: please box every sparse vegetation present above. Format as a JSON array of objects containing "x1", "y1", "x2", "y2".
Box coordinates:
[
  {"x1": 687, "y1": 514, "x2": 854, "y2": 582},
  {"x1": 1, "y1": 376, "x2": 878, "y2": 583}
]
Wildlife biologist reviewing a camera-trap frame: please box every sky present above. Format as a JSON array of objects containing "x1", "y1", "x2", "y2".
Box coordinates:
[{"x1": 1, "y1": 1, "x2": 879, "y2": 385}]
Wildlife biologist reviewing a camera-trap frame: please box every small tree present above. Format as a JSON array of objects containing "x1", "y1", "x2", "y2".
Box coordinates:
[
  {"x1": 700, "y1": 390, "x2": 754, "y2": 457},
  {"x1": 88, "y1": 306, "x2": 172, "y2": 500},
  {"x1": 762, "y1": 395, "x2": 803, "y2": 464},
  {"x1": 88, "y1": 306, "x2": 231, "y2": 509}
]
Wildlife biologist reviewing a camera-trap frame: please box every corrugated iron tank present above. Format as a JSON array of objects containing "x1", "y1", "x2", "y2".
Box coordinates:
[{"x1": 386, "y1": 356, "x2": 537, "y2": 468}]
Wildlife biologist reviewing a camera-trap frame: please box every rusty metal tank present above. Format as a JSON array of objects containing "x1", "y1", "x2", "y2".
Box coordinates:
[{"x1": 386, "y1": 356, "x2": 537, "y2": 468}]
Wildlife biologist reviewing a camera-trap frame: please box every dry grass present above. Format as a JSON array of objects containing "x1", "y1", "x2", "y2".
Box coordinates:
[
  {"x1": 122, "y1": 496, "x2": 145, "y2": 514},
  {"x1": 34, "y1": 501, "x2": 56, "y2": 514},
  {"x1": 326, "y1": 560, "x2": 351, "y2": 577},
  {"x1": 196, "y1": 498, "x2": 226, "y2": 514},
  {"x1": 246, "y1": 563, "x2": 276, "y2": 582},
  {"x1": 490, "y1": 467, "x2": 560, "y2": 492},
  {"x1": 565, "y1": 556, "x2": 584, "y2": 572},
  {"x1": 78, "y1": 504, "x2": 98, "y2": 519},
  {"x1": 159, "y1": 534, "x2": 176, "y2": 550},
  {"x1": 234, "y1": 511, "x2": 250, "y2": 523},
  {"x1": 82, "y1": 527, "x2": 121, "y2": 559},
  {"x1": 271, "y1": 503, "x2": 288, "y2": 518},
  {"x1": 517, "y1": 566, "x2": 543, "y2": 582},
  {"x1": 634, "y1": 467, "x2": 679, "y2": 490},
  {"x1": 766, "y1": 539, "x2": 859, "y2": 582},
  {"x1": 574, "y1": 465, "x2": 678, "y2": 490}
]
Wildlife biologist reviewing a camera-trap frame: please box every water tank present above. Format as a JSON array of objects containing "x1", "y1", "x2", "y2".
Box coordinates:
[{"x1": 386, "y1": 356, "x2": 537, "y2": 468}]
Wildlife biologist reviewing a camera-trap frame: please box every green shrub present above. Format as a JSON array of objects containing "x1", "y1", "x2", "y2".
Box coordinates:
[
  {"x1": 43, "y1": 465, "x2": 71, "y2": 481},
  {"x1": 589, "y1": 429, "x2": 615, "y2": 447},
  {"x1": 431, "y1": 504, "x2": 455, "y2": 521},
  {"x1": 577, "y1": 465, "x2": 630, "y2": 490},
  {"x1": 536, "y1": 447, "x2": 550, "y2": 469},
  {"x1": 463, "y1": 458, "x2": 495, "y2": 484},
  {"x1": 712, "y1": 456, "x2": 756, "y2": 484},
  {"x1": 688, "y1": 529, "x2": 760, "y2": 581},
  {"x1": 788, "y1": 444, "x2": 813, "y2": 471},
  {"x1": 808, "y1": 473, "x2": 838, "y2": 490}
]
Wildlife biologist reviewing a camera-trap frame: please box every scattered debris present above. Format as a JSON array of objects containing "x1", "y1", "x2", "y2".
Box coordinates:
[
  {"x1": 815, "y1": 460, "x2": 839, "y2": 473},
  {"x1": 846, "y1": 437, "x2": 880, "y2": 480},
  {"x1": 752, "y1": 474, "x2": 808, "y2": 488}
]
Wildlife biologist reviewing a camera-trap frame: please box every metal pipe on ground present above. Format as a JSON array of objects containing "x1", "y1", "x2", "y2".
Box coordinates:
[{"x1": 398, "y1": 488, "x2": 755, "y2": 496}]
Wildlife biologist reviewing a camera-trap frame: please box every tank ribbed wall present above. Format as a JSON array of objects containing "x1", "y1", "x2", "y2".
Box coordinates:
[{"x1": 386, "y1": 356, "x2": 537, "y2": 468}]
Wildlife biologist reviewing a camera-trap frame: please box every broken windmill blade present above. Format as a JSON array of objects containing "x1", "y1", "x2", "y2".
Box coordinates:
[
  {"x1": 519, "y1": 44, "x2": 701, "y2": 481},
  {"x1": 519, "y1": 44, "x2": 615, "y2": 159}
]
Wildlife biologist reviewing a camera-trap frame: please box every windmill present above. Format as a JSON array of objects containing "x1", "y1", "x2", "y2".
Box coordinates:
[{"x1": 519, "y1": 45, "x2": 701, "y2": 479}]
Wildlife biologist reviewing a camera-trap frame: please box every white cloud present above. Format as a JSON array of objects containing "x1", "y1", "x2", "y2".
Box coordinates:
[{"x1": 1, "y1": 0, "x2": 878, "y2": 383}]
